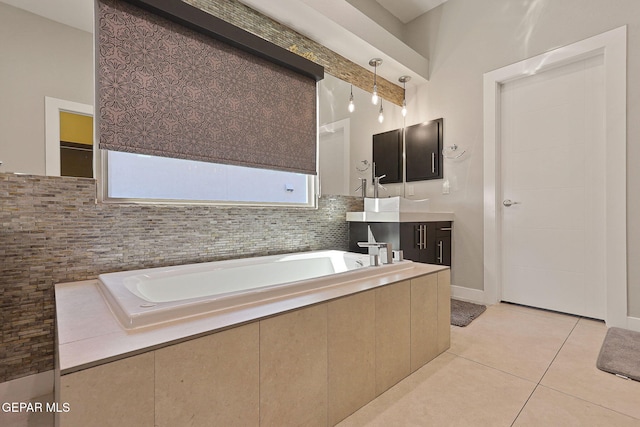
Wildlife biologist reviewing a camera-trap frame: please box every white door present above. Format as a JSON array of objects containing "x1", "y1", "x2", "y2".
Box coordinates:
[{"x1": 500, "y1": 55, "x2": 606, "y2": 319}]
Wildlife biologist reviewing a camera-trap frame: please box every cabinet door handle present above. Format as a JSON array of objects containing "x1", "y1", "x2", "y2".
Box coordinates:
[
  {"x1": 415, "y1": 225, "x2": 422, "y2": 249},
  {"x1": 437, "y1": 240, "x2": 443, "y2": 263},
  {"x1": 422, "y1": 225, "x2": 427, "y2": 250},
  {"x1": 439, "y1": 227, "x2": 452, "y2": 231},
  {"x1": 431, "y1": 153, "x2": 435, "y2": 173}
]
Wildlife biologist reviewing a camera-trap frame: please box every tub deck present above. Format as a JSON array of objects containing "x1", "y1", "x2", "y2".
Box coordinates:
[{"x1": 55, "y1": 260, "x2": 448, "y2": 375}]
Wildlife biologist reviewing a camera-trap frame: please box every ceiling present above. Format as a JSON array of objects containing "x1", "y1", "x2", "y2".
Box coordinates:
[
  {"x1": 375, "y1": 0, "x2": 448, "y2": 23},
  {"x1": 1, "y1": 0, "x2": 431, "y2": 83},
  {"x1": 0, "y1": 0, "x2": 449, "y2": 34}
]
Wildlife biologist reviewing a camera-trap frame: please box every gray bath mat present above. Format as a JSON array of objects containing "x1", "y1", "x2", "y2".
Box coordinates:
[
  {"x1": 451, "y1": 299, "x2": 486, "y2": 327},
  {"x1": 596, "y1": 327, "x2": 640, "y2": 381}
]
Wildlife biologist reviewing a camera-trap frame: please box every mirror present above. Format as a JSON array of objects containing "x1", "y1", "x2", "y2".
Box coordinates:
[
  {"x1": 0, "y1": 0, "x2": 404, "y2": 199},
  {"x1": 318, "y1": 74, "x2": 405, "y2": 197},
  {"x1": 0, "y1": 1, "x2": 94, "y2": 176}
]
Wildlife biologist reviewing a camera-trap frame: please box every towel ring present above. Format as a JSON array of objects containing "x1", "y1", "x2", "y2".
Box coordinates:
[
  {"x1": 442, "y1": 144, "x2": 466, "y2": 159},
  {"x1": 356, "y1": 159, "x2": 371, "y2": 172}
]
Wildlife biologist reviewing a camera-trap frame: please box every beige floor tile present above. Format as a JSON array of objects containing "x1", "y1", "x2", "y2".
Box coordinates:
[
  {"x1": 495, "y1": 302, "x2": 580, "y2": 323},
  {"x1": 576, "y1": 316, "x2": 608, "y2": 329},
  {"x1": 337, "y1": 352, "x2": 536, "y2": 427},
  {"x1": 449, "y1": 304, "x2": 578, "y2": 382},
  {"x1": 513, "y1": 385, "x2": 639, "y2": 426},
  {"x1": 540, "y1": 320, "x2": 640, "y2": 419}
]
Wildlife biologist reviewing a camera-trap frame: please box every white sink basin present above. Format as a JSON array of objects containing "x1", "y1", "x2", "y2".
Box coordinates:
[{"x1": 364, "y1": 196, "x2": 430, "y2": 213}]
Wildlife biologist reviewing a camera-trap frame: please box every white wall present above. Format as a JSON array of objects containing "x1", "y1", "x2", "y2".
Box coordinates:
[
  {"x1": 403, "y1": 0, "x2": 640, "y2": 316},
  {"x1": 0, "y1": 2, "x2": 93, "y2": 175},
  {"x1": 346, "y1": 0, "x2": 408, "y2": 42}
]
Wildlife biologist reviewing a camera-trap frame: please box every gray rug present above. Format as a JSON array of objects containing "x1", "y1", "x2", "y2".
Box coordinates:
[
  {"x1": 451, "y1": 299, "x2": 486, "y2": 327},
  {"x1": 596, "y1": 327, "x2": 640, "y2": 381}
]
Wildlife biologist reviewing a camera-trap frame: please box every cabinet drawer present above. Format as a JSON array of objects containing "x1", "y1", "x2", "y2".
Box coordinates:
[{"x1": 435, "y1": 222, "x2": 452, "y2": 237}]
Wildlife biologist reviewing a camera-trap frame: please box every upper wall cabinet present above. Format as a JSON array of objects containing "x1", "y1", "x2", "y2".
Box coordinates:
[
  {"x1": 373, "y1": 129, "x2": 403, "y2": 184},
  {"x1": 405, "y1": 118, "x2": 443, "y2": 182}
]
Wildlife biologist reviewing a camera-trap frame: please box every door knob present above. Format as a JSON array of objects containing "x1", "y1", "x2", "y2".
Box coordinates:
[{"x1": 503, "y1": 199, "x2": 521, "y2": 207}]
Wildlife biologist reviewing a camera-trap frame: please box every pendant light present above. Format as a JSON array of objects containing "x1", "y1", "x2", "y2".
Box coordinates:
[
  {"x1": 348, "y1": 85, "x2": 355, "y2": 113},
  {"x1": 398, "y1": 75, "x2": 411, "y2": 117},
  {"x1": 378, "y1": 99, "x2": 384, "y2": 123},
  {"x1": 369, "y1": 58, "x2": 382, "y2": 105}
]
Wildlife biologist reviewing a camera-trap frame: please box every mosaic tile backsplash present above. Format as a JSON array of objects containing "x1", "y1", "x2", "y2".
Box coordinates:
[{"x1": 0, "y1": 173, "x2": 362, "y2": 382}]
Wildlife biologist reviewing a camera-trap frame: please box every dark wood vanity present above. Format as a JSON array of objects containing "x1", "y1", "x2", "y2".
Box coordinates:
[{"x1": 349, "y1": 220, "x2": 452, "y2": 267}]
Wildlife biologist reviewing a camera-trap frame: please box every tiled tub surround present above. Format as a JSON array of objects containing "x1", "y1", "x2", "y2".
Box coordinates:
[
  {"x1": 0, "y1": 172, "x2": 363, "y2": 383},
  {"x1": 55, "y1": 264, "x2": 450, "y2": 426}
]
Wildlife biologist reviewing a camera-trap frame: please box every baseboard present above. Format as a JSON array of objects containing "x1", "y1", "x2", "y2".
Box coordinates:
[
  {"x1": 0, "y1": 371, "x2": 54, "y2": 403},
  {"x1": 627, "y1": 316, "x2": 640, "y2": 332},
  {"x1": 451, "y1": 285, "x2": 485, "y2": 305}
]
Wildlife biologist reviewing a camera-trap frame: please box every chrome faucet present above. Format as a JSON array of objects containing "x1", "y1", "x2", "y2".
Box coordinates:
[
  {"x1": 357, "y1": 242, "x2": 393, "y2": 265},
  {"x1": 355, "y1": 178, "x2": 367, "y2": 197},
  {"x1": 373, "y1": 174, "x2": 386, "y2": 198},
  {"x1": 371, "y1": 162, "x2": 386, "y2": 198}
]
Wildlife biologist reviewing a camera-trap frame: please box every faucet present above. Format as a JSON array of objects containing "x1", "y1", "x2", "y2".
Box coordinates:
[
  {"x1": 355, "y1": 178, "x2": 367, "y2": 197},
  {"x1": 357, "y1": 242, "x2": 393, "y2": 265},
  {"x1": 373, "y1": 174, "x2": 386, "y2": 198},
  {"x1": 371, "y1": 162, "x2": 386, "y2": 198}
]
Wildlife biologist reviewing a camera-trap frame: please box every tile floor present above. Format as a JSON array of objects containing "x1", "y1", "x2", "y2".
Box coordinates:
[
  {"x1": 4, "y1": 302, "x2": 640, "y2": 426},
  {"x1": 338, "y1": 302, "x2": 640, "y2": 426}
]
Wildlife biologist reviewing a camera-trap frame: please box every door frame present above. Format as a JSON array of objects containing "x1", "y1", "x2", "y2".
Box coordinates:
[
  {"x1": 483, "y1": 26, "x2": 628, "y2": 328},
  {"x1": 44, "y1": 96, "x2": 94, "y2": 176}
]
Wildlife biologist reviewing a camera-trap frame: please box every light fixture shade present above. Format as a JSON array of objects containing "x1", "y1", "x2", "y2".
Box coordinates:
[
  {"x1": 369, "y1": 58, "x2": 382, "y2": 106},
  {"x1": 348, "y1": 85, "x2": 355, "y2": 112},
  {"x1": 378, "y1": 100, "x2": 384, "y2": 123},
  {"x1": 399, "y1": 75, "x2": 411, "y2": 118}
]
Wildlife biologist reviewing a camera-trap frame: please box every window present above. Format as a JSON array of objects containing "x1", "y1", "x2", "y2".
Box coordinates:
[{"x1": 100, "y1": 151, "x2": 316, "y2": 207}]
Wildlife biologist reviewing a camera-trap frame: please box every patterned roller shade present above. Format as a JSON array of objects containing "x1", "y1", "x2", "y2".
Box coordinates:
[{"x1": 97, "y1": 0, "x2": 317, "y2": 175}]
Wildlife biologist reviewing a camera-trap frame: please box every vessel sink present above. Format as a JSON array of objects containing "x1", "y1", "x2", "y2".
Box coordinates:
[{"x1": 364, "y1": 196, "x2": 430, "y2": 213}]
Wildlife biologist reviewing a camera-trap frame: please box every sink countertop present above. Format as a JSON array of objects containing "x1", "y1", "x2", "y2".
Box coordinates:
[{"x1": 346, "y1": 211, "x2": 454, "y2": 222}]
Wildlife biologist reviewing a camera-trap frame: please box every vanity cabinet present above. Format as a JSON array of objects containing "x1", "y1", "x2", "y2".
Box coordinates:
[
  {"x1": 349, "y1": 221, "x2": 452, "y2": 267},
  {"x1": 405, "y1": 118, "x2": 443, "y2": 181},
  {"x1": 372, "y1": 129, "x2": 403, "y2": 183},
  {"x1": 400, "y1": 223, "x2": 434, "y2": 264},
  {"x1": 435, "y1": 224, "x2": 452, "y2": 266}
]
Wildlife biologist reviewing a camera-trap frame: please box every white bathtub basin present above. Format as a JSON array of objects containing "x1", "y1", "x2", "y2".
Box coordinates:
[{"x1": 98, "y1": 250, "x2": 412, "y2": 329}]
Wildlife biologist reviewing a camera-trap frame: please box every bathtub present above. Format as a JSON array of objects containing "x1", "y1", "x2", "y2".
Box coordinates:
[{"x1": 98, "y1": 250, "x2": 412, "y2": 329}]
